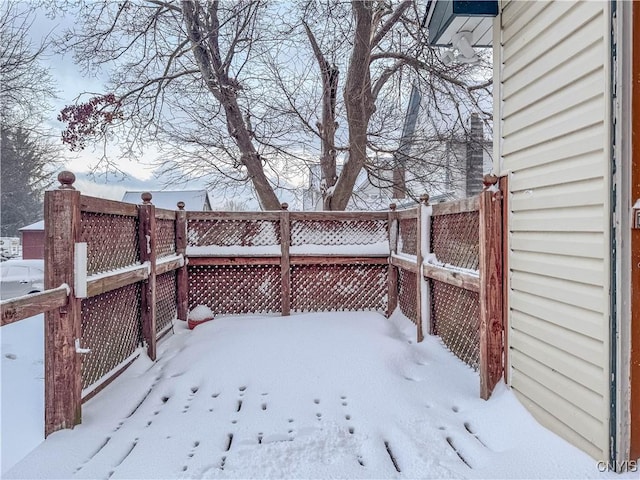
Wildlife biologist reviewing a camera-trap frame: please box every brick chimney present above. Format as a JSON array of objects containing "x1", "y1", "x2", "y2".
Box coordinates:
[{"x1": 466, "y1": 113, "x2": 484, "y2": 197}]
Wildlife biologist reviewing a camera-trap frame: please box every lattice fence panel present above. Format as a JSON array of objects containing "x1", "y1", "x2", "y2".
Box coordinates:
[
  {"x1": 156, "y1": 271, "x2": 177, "y2": 335},
  {"x1": 431, "y1": 211, "x2": 479, "y2": 270},
  {"x1": 291, "y1": 219, "x2": 387, "y2": 246},
  {"x1": 398, "y1": 268, "x2": 417, "y2": 324},
  {"x1": 80, "y1": 212, "x2": 140, "y2": 275},
  {"x1": 156, "y1": 218, "x2": 176, "y2": 258},
  {"x1": 291, "y1": 264, "x2": 387, "y2": 313},
  {"x1": 81, "y1": 283, "x2": 142, "y2": 389},
  {"x1": 431, "y1": 280, "x2": 479, "y2": 370},
  {"x1": 187, "y1": 219, "x2": 280, "y2": 247},
  {"x1": 398, "y1": 218, "x2": 417, "y2": 256},
  {"x1": 188, "y1": 264, "x2": 281, "y2": 314}
]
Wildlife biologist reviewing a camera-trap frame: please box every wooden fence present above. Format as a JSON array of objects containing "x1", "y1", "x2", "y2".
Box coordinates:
[
  {"x1": 185, "y1": 208, "x2": 390, "y2": 317},
  {"x1": 1, "y1": 172, "x2": 184, "y2": 436},
  {"x1": 389, "y1": 184, "x2": 503, "y2": 399},
  {"x1": 0, "y1": 171, "x2": 504, "y2": 438}
]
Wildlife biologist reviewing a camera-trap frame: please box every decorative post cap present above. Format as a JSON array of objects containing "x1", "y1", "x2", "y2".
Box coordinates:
[
  {"x1": 419, "y1": 194, "x2": 430, "y2": 205},
  {"x1": 389, "y1": 203, "x2": 397, "y2": 211},
  {"x1": 58, "y1": 171, "x2": 76, "y2": 190},
  {"x1": 141, "y1": 192, "x2": 153, "y2": 204},
  {"x1": 483, "y1": 174, "x2": 499, "y2": 187},
  {"x1": 177, "y1": 201, "x2": 185, "y2": 211},
  {"x1": 281, "y1": 202, "x2": 289, "y2": 211}
]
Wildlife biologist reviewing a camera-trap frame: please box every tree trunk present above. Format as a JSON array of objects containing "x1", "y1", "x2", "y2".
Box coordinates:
[
  {"x1": 330, "y1": 0, "x2": 376, "y2": 211},
  {"x1": 319, "y1": 64, "x2": 339, "y2": 210},
  {"x1": 303, "y1": 22, "x2": 339, "y2": 210},
  {"x1": 182, "y1": 1, "x2": 280, "y2": 211},
  {"x1": 222, "y1": 93, "x2": 281, "y2": 210}
]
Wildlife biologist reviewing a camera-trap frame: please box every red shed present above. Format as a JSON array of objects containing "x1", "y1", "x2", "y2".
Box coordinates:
[{"x1": 19, "y1": 220, "x2": 44, "y2": 260}]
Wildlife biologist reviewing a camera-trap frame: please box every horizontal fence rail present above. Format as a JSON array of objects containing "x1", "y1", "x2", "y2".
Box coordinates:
[{"x1": 0, "y1": 285, "x2": 69, "y2": 326}]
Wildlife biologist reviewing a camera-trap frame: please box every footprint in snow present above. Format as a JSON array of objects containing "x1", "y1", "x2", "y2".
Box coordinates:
[{"x1": 464, "y1": 421, "x2": 489, "y2": 449}]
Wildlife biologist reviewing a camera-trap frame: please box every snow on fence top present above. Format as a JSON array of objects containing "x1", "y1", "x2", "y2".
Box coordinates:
[{"x1": 185, "y1": 211, "x2": 390, "y2": 256}]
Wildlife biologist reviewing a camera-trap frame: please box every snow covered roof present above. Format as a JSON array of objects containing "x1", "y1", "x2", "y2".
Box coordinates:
[
  {"x1": 121, "y1": 190, "x2": 212, "y2": 211},
  {"x1": 19, "y1": 220, "x2": 44, "y2": 231}
]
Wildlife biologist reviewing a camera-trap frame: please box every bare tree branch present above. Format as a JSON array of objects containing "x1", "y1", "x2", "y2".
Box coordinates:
[{"x1": 370, "y1": 0, "x2": 411, "y2": 48}]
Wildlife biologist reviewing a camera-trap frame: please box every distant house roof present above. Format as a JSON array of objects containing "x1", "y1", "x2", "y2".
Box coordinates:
[
  {"x1": 121, "y1": 190, "x2": 212, "y2": 211},
  {"x1": 19, "y1": 220, "x2": 44, "y2": 231}
]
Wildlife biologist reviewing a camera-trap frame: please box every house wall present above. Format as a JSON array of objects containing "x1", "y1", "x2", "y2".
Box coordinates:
[
  {"x1": 21, "y1": 231, "x2": 45, "y2": 260},
  {"x1": 495, "y1": 0, "x2": 611, "y2": 460}
]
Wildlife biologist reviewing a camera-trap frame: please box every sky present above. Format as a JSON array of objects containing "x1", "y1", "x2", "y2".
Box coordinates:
[
  {"x1": 28, "y1": 5, "x2": 157, "y2": 182},
  {"x1": 26, "y1": 3, "x2": 316, "y2": 197},
  {"x1": 27, "y1": 4, "x2": 311, "y2": 207},
  {"x1": 3, "y1": 309, "x2": 637, "y2": 479},
  {"x1": 14, "y1": 1, "x2": 491, "y2": 209},
  {"x1": 17, "y1": 2, "x2": 305, "y2": 208}
]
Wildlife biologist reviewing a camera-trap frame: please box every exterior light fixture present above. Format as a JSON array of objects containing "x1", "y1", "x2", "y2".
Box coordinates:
[
  {"x1": 451, "y1": 31, "x2": 478, "y2": 63},
  {"x1": 441, "y1": 49, "x2": 456, "y2": 65},
  {"x1": 425, "y1": 0, "x2": 498, "y2": 48}
]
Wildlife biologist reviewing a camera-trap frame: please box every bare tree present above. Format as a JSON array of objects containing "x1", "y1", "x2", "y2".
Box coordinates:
[
  {"x1": 55, "y1": 0, "x2": 285, "y2": 209},
  {"x1": 0, "y1": 1, "x2": 59, "y2": 233},
  {"x1": 1, "y1": 1, "x2": 57, "y2": 128},
  {"x1": 54, "y1": 0, "x2": 491, "y2": 210},
  {"x1": 259, "y1": 0, "x2": 491, "y2": 209}
]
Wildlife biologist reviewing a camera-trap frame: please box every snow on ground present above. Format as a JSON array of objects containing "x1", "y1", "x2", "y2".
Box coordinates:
[
  {"x1": 1, "y1": 314, "x2": 44, "y2": 474},
  {"x1": 1, "y1": 310, "x2": 635, "y2": 479}
]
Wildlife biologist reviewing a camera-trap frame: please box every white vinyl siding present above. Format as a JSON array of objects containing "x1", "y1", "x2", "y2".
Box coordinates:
[{"x1": 497, "y1": 0, "x2": 611, "y2": 460}]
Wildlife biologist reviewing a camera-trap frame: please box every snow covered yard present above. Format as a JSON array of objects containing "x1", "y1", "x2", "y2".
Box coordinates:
[
  {"x1": 1, "y1": 311, "x2": 634, "y2": 479},
  {"x1": 1, "y1": 314, "x2": 44, "y2": 473}
]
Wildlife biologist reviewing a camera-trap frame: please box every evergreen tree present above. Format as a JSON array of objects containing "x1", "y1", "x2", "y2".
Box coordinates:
[
  {"x1": 0, "y1": 2, "x2": 59, "y2": 236},
  {"x1": 0, "y1": 127, "x2": 54, "y2": 236}
]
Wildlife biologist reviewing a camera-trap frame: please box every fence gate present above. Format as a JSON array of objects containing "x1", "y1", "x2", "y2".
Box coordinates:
[{"x1": 390, "y1": 181, "x2": 503, "y2": 399}]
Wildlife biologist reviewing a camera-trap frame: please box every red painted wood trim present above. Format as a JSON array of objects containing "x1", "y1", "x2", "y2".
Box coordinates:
[{"x1": 630, "y1": 0, "x2": 640, "y2": 461}]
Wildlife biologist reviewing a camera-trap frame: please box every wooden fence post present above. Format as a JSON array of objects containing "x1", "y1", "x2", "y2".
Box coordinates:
[
  {"x1": 280, "y1": 203, "x2": 291, "y2": 316},
  {"x1": 176, "y1": 201, "x2": 189, "y2": 322},
  {"x1": 419, "y1": 194, "x2": 432, "y2": 337},
  {"x1": 44, "y1": 171, "x2": 82, "y2": 437},
  {"x1": 387, "y1": 204, "x2": 398, "y2": 317},
  {"x1": 479, "y1": 175, "x2": 504, "y2": 400},
  {"x1": 138, "y1": 193, "x2": 157, "y2": 361},
  {"x1": 415, "y1": 194, "x2": 430, "y2": 342}
]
